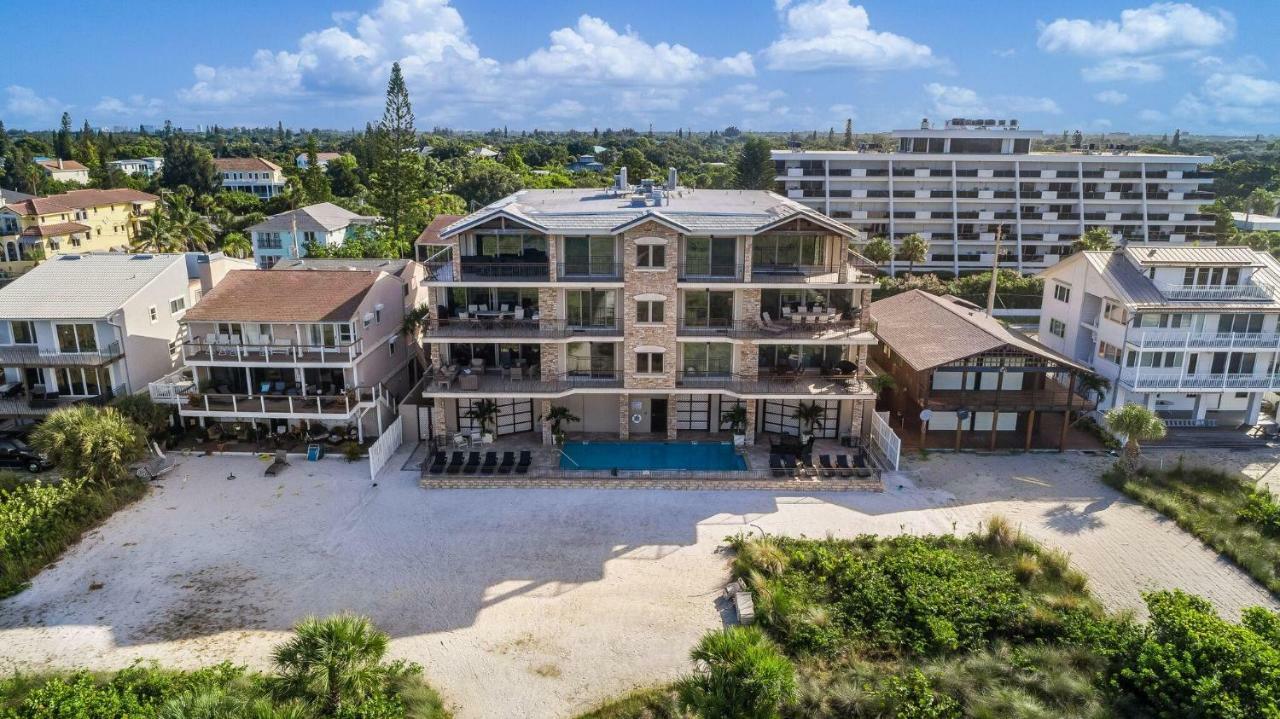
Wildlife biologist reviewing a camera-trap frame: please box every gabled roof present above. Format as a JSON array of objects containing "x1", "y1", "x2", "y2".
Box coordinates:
[
  {"x1": 182, "y1": 269, "x2": 380, "y2": 323},
  {"x1": 245, "y1": 202, "x2": 377, "y2": 234},
  {"x1": 414, "y1": 214, "x2": 464, "y2": 245},
  {"x1": 0, "y1": 253, "x2": 186, "y2": 319},
  {"x1": 1125, "y1": 245, "x2": 1263, "y2": 267},
  {"x1": 870, "y1": 289, "x2": 1088, "y2": 372},
  {"x1": 37, "y1": 159, "x2": 88, "y2": 172},
  {"x1": 1043, "y1": 249, "x2": 1280, "y2": 310},
  {"x1": 4, "y1": 188, "x2": 157, "y2": 217},
  {"x1": 439, "y1": 189, "x2": 857, "y2": 239},
  {"x1": 0, "y1": 188, "x2": 34, "y2": 205},
  {"x1": 213, "y1": 157, "x2": 282, "y2": 172},
  {"x1": 20, "y1": 222, "x2": 90, "y2": 238}
]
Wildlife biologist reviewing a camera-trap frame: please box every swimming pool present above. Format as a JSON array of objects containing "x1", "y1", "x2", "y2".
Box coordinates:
[{"x1": 559, "y1": 441, "x2": 747, "y2": 471}]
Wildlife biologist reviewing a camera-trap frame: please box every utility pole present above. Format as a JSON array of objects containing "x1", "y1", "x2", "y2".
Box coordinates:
[{"x1": 985, "y1": 224, "x2": 1004, "y2": 317}]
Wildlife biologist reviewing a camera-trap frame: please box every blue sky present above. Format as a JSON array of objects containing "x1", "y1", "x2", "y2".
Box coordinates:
[{"x1": 5, "y1": 0, "x2": 1279, "y2": 134}]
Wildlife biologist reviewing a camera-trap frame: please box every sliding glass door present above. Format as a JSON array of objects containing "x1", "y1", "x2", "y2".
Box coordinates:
[
  {"x1": 563, "y1": 236, "x2": 616, "y2": 275},
  {"x1": 683, "y1": 237, "x2": 737, "y2": 277},
  {"x1": 682, "y1": 290, "x2": 735, "y2": 329},
  {"x1": 566, "y1": 290, "x2": 616, "y2": 328},
  {"x1": 752, "y1": 233, "x2": 823, "y2": 270}
]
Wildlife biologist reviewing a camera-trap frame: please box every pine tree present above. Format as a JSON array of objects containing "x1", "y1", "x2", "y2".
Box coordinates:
[
  {"x1": 370, "y1": 62, "x2": 425, "y2": 249},
  {"x1": 301, "y1": 135, "x2": 332, "y2": 203},
  {"x1": 843, "y1": 118, "x2": 853, "y2": 149},
  {"x1": 54, "y1": 112, "x2": 73, "y2": 158}
]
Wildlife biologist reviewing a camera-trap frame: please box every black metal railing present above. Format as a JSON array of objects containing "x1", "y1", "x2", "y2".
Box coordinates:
[
  {"x1": 557, "y1": 262, "x2": 623, "y2": 281},
  {"x1": 458, "y1": 258, "x2": 551, "y2": 281},
  {"x1": 428, "y1": 318, "x2": 623, "y2": 338},
  {"x1": 677, "y1": 262, "x2": 744, "y2": 282},
  {"x1": 677, "y1": 318, "x2": 864, "y2": 339}
]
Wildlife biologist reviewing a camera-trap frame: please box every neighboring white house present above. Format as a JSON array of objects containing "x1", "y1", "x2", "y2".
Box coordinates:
[
  {"x1": 470, "y1": 146, "x2": 499, "y2": 159},
  {"x1": 212, "y1": 157, "x2": 286, "y2": 200},
  {"x1": 108, "y1": 157, "x2": 164, "y2": 177},
  {"x1": 36, "y1": 159, "x2": 90, "y2": 185},
  {"x1": 1037, "y1": 246, "x2": 1280, "y2": 427},
  {"x1": 295, "y1": 152, "x2": 344, "y2": 169},
  {"x1": 246, "y1": 202, "x2": 379, "y2": 269},
  {"x1": 1232, "y1": 211, "x2": 1280, "y2": 232}
]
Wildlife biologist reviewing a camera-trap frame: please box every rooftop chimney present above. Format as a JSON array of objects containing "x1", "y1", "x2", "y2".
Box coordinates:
[
  {"x1": 667, "y1": 167, "x2": 678, "y2": 190},
  {"x1": 616, "y1": 166, "x2": 628, "y2": 190}
]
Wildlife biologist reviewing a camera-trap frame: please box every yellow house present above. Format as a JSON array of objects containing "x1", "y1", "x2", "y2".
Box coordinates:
[{"x1": 0, "y1": 189, "x2": 158, "y2": 278}]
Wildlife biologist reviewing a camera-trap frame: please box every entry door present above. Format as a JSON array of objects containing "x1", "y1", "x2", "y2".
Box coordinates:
[{"x1": 650, "y1": 399, "x2": 668, "y2": 433}]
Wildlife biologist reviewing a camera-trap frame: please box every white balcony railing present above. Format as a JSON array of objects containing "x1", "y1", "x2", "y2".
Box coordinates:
[
  {"x1": 1156, "y1": 283, "x2": 1274, "y2": 301},
  {"x1": 1118, "y1": 370, "x2": 1280, "y2": 390},
  {"x1": 1130, "y1": 330, "x2": 1280, "y2": 349}
]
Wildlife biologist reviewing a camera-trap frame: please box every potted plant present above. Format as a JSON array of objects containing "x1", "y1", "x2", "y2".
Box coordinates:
[
  {"x1": 721, "y1": 404, "x2": 749, "y2": 446},
  {"x1": 464, "y1": 399, "x2": 501, "y2": 442},
  {"x1": 540, "y1": 404, "x2": 580, "y2": 445},
  {"x1": 791, "y1": 402, "x2": 827, "y2": 445}
]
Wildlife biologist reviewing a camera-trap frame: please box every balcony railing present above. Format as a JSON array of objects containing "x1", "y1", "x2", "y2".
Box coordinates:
[
  {"x1": 0, "y1": 341, "x2": 123, "y2": 367},
  {"x1": 751, "y1": 263, "x2": 849, "y2": 284},
  {"x1": 421, "y1": 369, "x2": 623, "y2": 395},
  {"x1": 677, "y1": 262, "x2": 744, "y2": 282},
  {"x1": 1157, "y1": 283, "x2": 1273, "y2": 301},
  {"x1": 557, "y1": 262, "x2": 623, "y2": 281},
  {"x1": 457, "y1": 259, "x2": 551, "y2": 281},
  {"x1": 1119, "y1": 370, "x2": 1280, "y2": 391},
  {"x1": 677, "y1": 318, "x2": 866, "y2": 340},
  {"x1": 676, "y1": 371, "x2": 867, "y2": 396},
  {"x1": 183, "y1": 340, "x2": 364, "y2": 364},
  {"x1": 1130, "y1": 330, "x2": 1280, "y2": 349},
  {"x1": 427, "y1": 318, "x2": 623, "y2": 339},
  {"x1": 178, "y1": 387, "x2": 379, "y2": 416}
]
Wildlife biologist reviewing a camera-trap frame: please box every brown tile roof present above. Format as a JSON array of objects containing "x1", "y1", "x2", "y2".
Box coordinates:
[
  {"x1": 3, "y1": 188, "x2": 157, "y2": 217},
  {"x1": 37, "y1": 159, "x2": 89, "y2": 172},
  {"x1": 415, "y1": 214, "x2": 463, "y2": 245},
  {"x1": 20, "y1": 222, "x2": 90, "y2": 238},
  {"x1": 870, "y1": 289, "x2": 1088, "y2": 372},
  {"x1": 182, "y1": 269, "x2": 379, "y2": 323},
  {"x1": 213, "y1": 157, "x2": 282, "y2": 172}
]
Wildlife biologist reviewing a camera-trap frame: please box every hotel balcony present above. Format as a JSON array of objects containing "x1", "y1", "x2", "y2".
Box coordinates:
[
  {"x1": 676, "y1": 319, "x2": 873, "y2": 342},
  {"x1": 1128, "y1": 330, "x2": 1280, "y2": 349},
  {"x1": 0, "y1": 341, "x2": 123, "y2": 367},
  {"x1": 675, "y1": 371, "x2": 872, "y2": 397},
  {"x1": 182, "y1": 339, "x2": 364, "y2": 365},
  {"x1": 1155, "y1": 283, "x2": 1273, "y2": 301},
  {"x1": 426, "y1": 318, "x2": 624, "y2": 340},
  {"x1": 420, "y1": 369, "x2": 624, "y2": 396},
  {"x1": 169, "y1": 386, "x2": 381, "y2": 419},
  {"x1": 1118, "y1": 370, "x2": 1280, "y2": 391},
  {"x1": 557, "y1": 262, "x2": 623, "y2": 282}
]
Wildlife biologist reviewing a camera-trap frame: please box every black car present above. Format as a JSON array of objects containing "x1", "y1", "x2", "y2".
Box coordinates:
[{"x1": 0, "y1": 438, "x2": 52, "y2": 473}]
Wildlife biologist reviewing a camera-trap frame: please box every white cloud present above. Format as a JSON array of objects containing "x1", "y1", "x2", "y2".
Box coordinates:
[
  {"x1": 992, "y1": 48, "x2": 1016, "y2": 58},
  {"x1": 1081, "y1": 57, "x2": 1165, "y2": 83},
  {"x1": 829, "y1": 103, "x2": 857, "y2": 119},
  {"x1": 1038, "y1": 3, "x2": 1233, "y2": 56},
  {"x1": 1094, "y1": 90, "x2": 1129, "y2": 105},
  {"x1": 1200, "y1": 72, "x2": 1280, "y2": 107},
  {"x1": 94, "y1": 94, "x2": 165, "y2": 118},
  {"x1": 540, "y1": 100, "x2": 586, "y2": 119},
  {"x1": 923, "y1": 83, "x2": 1060, "y2": 117},
  {"x1": 764, "y1": 0, "x2": 937, "y2": 71},
  {"x1": 1139, "y1": 108, "x2": 1167, "y2": 122},
  {"x1": 512, "y1": 15, "x2": 753, "y2": 85},
  {"x1": 696, "y1": 83, "x2": 786, "y2": 117},
  {"x1": 3, "y1": 86, "x2": 68, "y2": 125}
]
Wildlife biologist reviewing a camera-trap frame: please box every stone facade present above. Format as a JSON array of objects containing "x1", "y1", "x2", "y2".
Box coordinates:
[
  {"x1": 666, "y1": 393, "x2": 678, "y2": 438},
  {"x1": 540, "y1": 342, "x2": 560, "y2": 382},
  {"x1": 540, "y1": 398, "x2": 554, "y2": 445},
  {"x1": 620, "y1": 221, "x2": 680, "y2": 391},
  {"x1": 618, "y1": 393, "x2": 630, "y2": 439},
  {"x1": 742, "y1": 399, "x2": 758, "y2": 446}
]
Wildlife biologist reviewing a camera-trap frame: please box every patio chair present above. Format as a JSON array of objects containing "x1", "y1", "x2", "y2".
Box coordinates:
[
  {"x1": 498, "y1": 451, "x2": 515, "y2": 474},
  {"x1": 264, "y1": 450, "x2": 290, "y2": 476},
  {"x1": 779, "y1": 454, "x2": 798, "y2": 475},
  {"x1": 835, "y1": 455, "x2": 855, "y2": 478},
  {"x1": 428, "y1": 451, "x2": 447, "y2": 474},
  {"x1": 818, "y1": 455, "x2": 836, "y2": 477},
  {"x1": 481, "y1": 451, "x2": 498, "y2": 473},
  {"x1": 453, "y1": 433, "x2": 469, "y2": 448},
  {"x1": 759, "y1": 312, "x2": 787, "y2": 333},
  {"x1": 446, "y1": 451, "x2": 465, "y2": 474},
  {"x1": 515, "y1": 450, "x2": 532, "y2": 474},
  {"x1": 769, "y1": 454, "x2": 786, "y2": 478},
  {"x1": 462, "y1": 451, "x2": 481, "y2": 474}
]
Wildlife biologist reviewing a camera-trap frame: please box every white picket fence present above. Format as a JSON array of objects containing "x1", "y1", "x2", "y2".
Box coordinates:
[
  {"x1": 869, "y1": 411, "x2": 901, "y2": 472},
  {"x1": 368, "y1": 416, "x2": 404, "y2": 480}
]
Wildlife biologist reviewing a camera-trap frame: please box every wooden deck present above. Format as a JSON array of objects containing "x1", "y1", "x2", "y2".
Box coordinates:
[{"x1": 924, "y1": 385, "x2": 1096, "y2": 413}]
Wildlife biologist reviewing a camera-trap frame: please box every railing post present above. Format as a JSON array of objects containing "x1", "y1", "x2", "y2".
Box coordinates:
[
  {"x1": 232, "y1": 395, "x2": 238, "y2": 412},
  {"x1": 259, "y1": 396, "x2": 266, "y2": 413}
]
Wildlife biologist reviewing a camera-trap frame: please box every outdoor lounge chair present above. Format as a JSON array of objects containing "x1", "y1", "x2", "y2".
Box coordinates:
[
  {"x1": 446, "y1": 451, "x2": 465, "y2": 474},
  {"x1": 481, "y1": 451, "x2": 498, "y2": 474},
  {"x1": 264, "y1": 450, "x2": 290, "y2": 476},
  {"x1": 498, "y1": 451, "x2": 515, "y2": 474},
  {"x1": 135, "y1": 441, "x2": 179, "y2": 481},
  {"x1": 463, "y1": 451, "x2": 481, "y2": 474},
  {"x1": 515, "y1": 450, "x2": 532, "y2": 474},
  {"x1": 759, "y1": 312, "x2": 788, "y2": 333},
  {"x1": 428, "y1": 451, "x2": 447, "y2": 474},
  {"x1": 835, "y1": 455, "x2": 855, "y2": 478},
  {"x1": 769, "y1": 455, "x2": 786, "y2": 478},
  {"x1": 818, "y1": 455, "x2": 836, "y2": 477},
  {"x1": 779, "y1": 454, "x2": 798, "y2": 475}
]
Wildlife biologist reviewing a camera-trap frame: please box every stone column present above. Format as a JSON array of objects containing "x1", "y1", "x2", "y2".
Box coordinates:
[
  {"x1": 538, "y1": 288, "x2": 559, "y2": 333},
  {"x1": 540, "y1": 343, "x2": 559, "y2": 382},
  {"x1": 667, "y1": 393, "x2": 679, "y2": 439},
  {"x1": 429, "y1": 343, "x2": 442, "y2": 368},
  {"x1": 618, "y1": 393, "x2": 630, "y2": 439},
  {"x1": 848, "y1": 399, "x2": 866, "y2": 442},
  {"x1": 737, "y1": 343, "x2": 760, "y2": 381},
  {"x1": 743, "y1": 399, "x2": 757, "y2": 446},
  {"x1": 449, "y1": 243, "x2": 462, "y2": 282},
  {"x1": 741, "y1": 234, "x2": 753, "y2": 282},
  {"x1": 540, "y1": 398, "x2": 554, "y2": 445},
  {"x1": 430, "y1": 400, "x2": 447, "y2": 441},
  {"x1": 740, "y1": 288, "x2": 762, "y2": 331},
  {"x1": 546, "y1": 234, "x2": 559, "y2": 282}
]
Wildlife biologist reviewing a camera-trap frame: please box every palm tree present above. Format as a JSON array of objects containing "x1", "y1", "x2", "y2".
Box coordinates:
[
  {"x1": 30, "y1": 405, "x2": 146, "y2": 484},
  {"x1": 860, "y1": 237, "x2": 894, "y2": 265},
  {"x1": 271, "y1": 614, "x2": 391, "y2": 716},
  {"x1": 677, "y1": 626, "x2": 796, "y2": 719},
  {"x1": 790, "y1": 402, "x2": 826, "y2": 440},
  {"x1": 132, "y1": 194, "x2": 215, "y2": 253},
  {"x1": 220, "y1": 231, "x2": 251, "y2": 259},
  {"x1": 1072, "y1": 227, "x2": 1115, "y2": 253},
  {"x1": 720, "y1": 404, "x2": 748, "y2": 435},
  {"x1": 1077, "y1": 374, "x2": 1111, "y2": 405},
  {"x1": 1104, "y1": 403, "x2": 1167, "y2": 473},
  {"x1": 1245, "y1": 188, "x2": 1277, "y2": 222},
  {"x1": 133, "y1": 209, "x2": 181, "y2": 253},
  {"x1": 897, "y1": 233, "x2": 928, "y2": 274},
  {"x1": 463, "y1": 398, "x2": 501, "y2": 437},
  {"x1": 540, "y1": 405, "x2": 580, "y2": 440}
]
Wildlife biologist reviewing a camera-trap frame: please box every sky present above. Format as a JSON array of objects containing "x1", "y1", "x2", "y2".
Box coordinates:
[{"x1": 5, "y1": 0, "x2": 1279, "y2": 135}]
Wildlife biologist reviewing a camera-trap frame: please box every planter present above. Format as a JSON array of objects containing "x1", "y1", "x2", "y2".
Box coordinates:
[{"x1": 733, "y1": 433, "x2": 747, "y2": 447}]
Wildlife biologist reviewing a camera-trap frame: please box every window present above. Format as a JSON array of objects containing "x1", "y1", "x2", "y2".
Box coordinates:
[
  {"x1": 1053, "y1": 283, "x2": 1071, "y2": 303},
  {"x1": 149, "y1": 306, "x2": 158, "y2": 323},
  {"x1": 1097, "y1": 341, "x2": 1122, "y2": 365},
  {"x1": 388, "y1": 336, "x2": 396, "y2": 356},
  {"x1": 10, "y1": 321, "x2": 35, "y2": 345},
  {"x1": 1218, "y1": 313, "x2": 1264, "y2": 334},
  {"x1": 637, "y1": 244, "x2": 665, "y2": 268},
  {"x1": 1049, "y1": 318, "x2": 1066, "y2": 338},
  {"x1": 1102, "y1": 300, "x2": 1126, "y2": 324},
  {"x1": 55, "y1": 323, "x2": 97, "y2": 353},
  {"x1": 636, "y1": 351, "x2": 664, "y2": 374},
  {"x1": 169, "y1": 297, "x2": 186, "y2": 314},
  {"x1": 636, "y1": 299, "x2": 664, "y2": 324},
  {"x1": 375, "y1": 307, "x2": 382, "y2": 323},
  {"x1": 257, "y1": 232, "x2": 283, "y2": 250}
]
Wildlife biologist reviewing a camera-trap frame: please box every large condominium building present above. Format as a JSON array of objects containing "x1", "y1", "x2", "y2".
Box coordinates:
[
  {"x1": 411, "y1": 177, "x2": 879, "y2": 448},
  {"x1": 246, "y1": 202, "x2": 379, "y2": 269},
  {"x1": 0, "y1": 253, "x2": 199, "y2": 420},
  {"x1": 213, "y1": 157, "x2": 286, "y2": 200},
  {"x1": 149, "y1": 269, "x2": 412, "y2": 441},
  {"x1": 774, "y1": 118, "x2": 1215, "y2": 277},
  {"x1": 1037, "y1": 246, "x2": 1280, "y2": 427},
  {"x1": 0, "y1": 189, "x2": 158, "y2": 278}
]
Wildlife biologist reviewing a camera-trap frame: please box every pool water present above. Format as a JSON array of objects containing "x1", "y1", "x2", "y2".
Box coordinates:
[{"x1": 560, "y1": 441, "x2": 747, "y2": 471}]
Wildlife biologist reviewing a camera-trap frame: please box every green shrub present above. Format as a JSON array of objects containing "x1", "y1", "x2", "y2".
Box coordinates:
[
  {"x1": 677, "y1": 626, "x2": 796, "y2": 719},
  {"x1": 1238, "y1": 489, "x2": 1280, "y2": 536},
  {"x1": 1111, "y1": 590, "x2": 1280, "y2": 718}
]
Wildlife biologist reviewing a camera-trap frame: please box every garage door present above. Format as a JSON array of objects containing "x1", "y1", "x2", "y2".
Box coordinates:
[
  {"x1": 456, "y1": 398, "x2": 534, "y2": 435},
  {"x1": 676, "y1": 395, "x2": 710, "y2": 431},
  {"x1": 762, "y1": 399, "x2": 840, "y2": 438}
]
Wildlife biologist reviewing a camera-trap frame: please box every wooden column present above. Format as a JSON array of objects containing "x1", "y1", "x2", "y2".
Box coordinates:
[
  {"x1": 1024, "y1": 409, "x2": 1036, "y2": 451},
  {"x1": 988, "y1": 369, "x2": 1004, "y2": 451},
  {"x1": 1059, "y1": 372, "x2": 1076, "y2": 452},
  {"x1": 954, "y1": 368, "x2": 967, "y2": 451}
]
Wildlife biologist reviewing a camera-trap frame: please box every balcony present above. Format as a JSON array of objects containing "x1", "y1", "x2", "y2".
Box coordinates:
[
  {"x1": 183, "y1": 340, "x2": 364, "y2": 365},
  {"x1": 677, "y1": 262, "x2": 744, "y2": 282},
  {"x1": 750, "y1": 262, "x2": 851, "y2": 284},
  {"x1": 176, "y1": 387, "x2": 380, "y2": 418},
  {"x1": 0, "y1": 341, "x2": 123, "y2": 367},
  {"x1": 1129, "y1": 330, "x2": 1280, "y2": 349},
  {"x1": 427, "y1": 318, "x2": 623, "y2": 339},
  {"x1": 557, "y1": 262, "x2": 623, "y2": 282},
  {"x1": 676, "y1": 371, "x2": 870, "y2": 397},
  {"x1": 1118, "y1": 370, "x2": 1280, "y2": 391},
  {"x1": 425, "y1": 258, "x2": 551, "y2": 282},
  {"x1": 676, "y1": 318, "x2": 869, "y2": 341},
  {"x1": 1157, "y1": 283, "x2": 1273, "y2": 301},
  {"x1": 420, "y1": 370, "x2": 623, "y2": 396},
  {"x1": 0, "y1": 387, "x2": 120, "y2": 418}
]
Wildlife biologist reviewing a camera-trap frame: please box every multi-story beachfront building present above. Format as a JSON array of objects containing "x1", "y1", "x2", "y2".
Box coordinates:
[
  {"x1": 410, "y1": 175, "x2": 880, "y2": 448},
  {"x1": 213, "y1": 157, "x2": 286, "y2": 200},
  {"x1": 1037, "y1": 246, "x2": 1280, "y2": 427},
  {"x1": 0, "y1": 189, "x2": 158, "y2": 278},
  {"x1": 774, "y1": 119, "x2": 1215, "y2": 277}
]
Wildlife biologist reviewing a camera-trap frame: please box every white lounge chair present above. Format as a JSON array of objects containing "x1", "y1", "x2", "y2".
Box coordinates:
[{"x1": 759, "y1": 312, "x2": 787, "y2": 333}]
